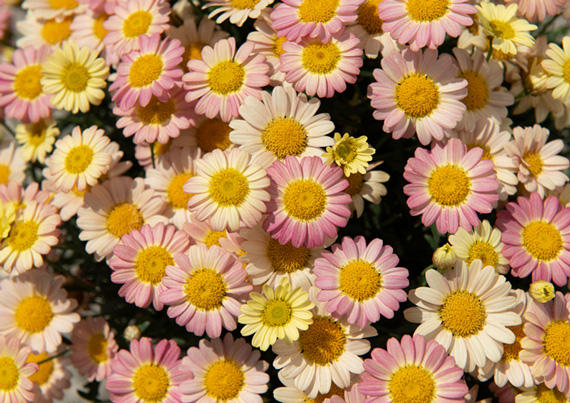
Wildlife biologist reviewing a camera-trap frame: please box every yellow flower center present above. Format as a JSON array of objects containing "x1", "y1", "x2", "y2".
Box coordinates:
[
  {"x1": 467, "y1": 143, "x2": 493, "y2": 161},
  {"x1": 167, "y1": 172, "x2": 193, "y2": 209},
  {"x1": 298, "y1": 0, "x2": 340, "y2": 23},
  {"x1": 334, "y1": 138, "x2": 360, "y2": 164},
  {"x1": 406, "y1": 0, "x2": 449, "y2": 22},
  {"x1": 439, "y1": 290, "x2": 486, "y2": 337},
  {"x1": 273, "y1": 36, "x2": 287, "y2": 57},
  {"x1": 523, "y1": 151, "x2": 543, "y2": 177},
  {"x1": 262, "y1": 299, "x2": 293, "y2": 326},
  {"x1": 204, "y1": 360, "x2": 244, "y2": 401},
  {"x1": 230, "y1": 0, "x2": 260, "y2": 9},
  {"x1": 129, "y1": 54, "x2": 163, "y2": 88},
  {"x1": 62, "y1": 62, "x2": 89, "y2": 93},
  {"x1": 466, "y1": 240, "x2": 498, "y2": 267},
  {"x1": 136, "y1": 96, "x2": 176, "y2": 125},
  {"x1": 134, "y1": 245, "x2": 174, "y2": 286},
  {"x1": 105, "y1": 202, "x2": 144, "y2": 238},
  {"x1": 262, "y1": 117, "x2": 307, "y2": 159},
  {"x1": 14, "y1": 65, "x2": 43, "y2": 100},
  {"x1": 204, "y1": 230, "x2": 226, "y2": 248},
  {"x1": 184, "y1": 268, "x2": 226, "y2": 310},
  {"x1": 0, "y1": 357, "x2": 19, "y2": 391},
  {"x1": 298, "y1": 316, "x2": 346, "y2": 365},
  {"x1": 153, "y1": 141, "x2": 170, "y2": 157},
  {"x1": 522, "y1": 221, "x2": 563, "y2": 262},
  {"x1": 357, "y1": 0, "x2": 384, "y2": 34},
  {"x1": 208, "y1": 61, "x2": 245, "y2": 95},
  {"x1": 283, "y1": 179, "x2": 327, "y2": 222},
  {"x1": 339, "y1": 259, "x2": 382, "y2": 301},
  {"x1": 93, "y1": 14, "x2": 109, "y2": 41},
  {"x1": 26, "y1": 121, "x2": 48, "y2": 147},
  {"x1": 427, "y1": 164, "x2": 471, "y2": 207},
  {"x1": 48, "y1": 0, "x2": 78, "y2": 9},
  {"x1": 27, "y1": 352, "x2": 54, "y2": 386},
  {"x1": 7, "y1": 220, "x2": 39, "y2": 251},
  {"x1": 122, "y1": 10, "x2": 152, "y2": 38},
  {"x1": 132, "y1": 363, "x2": 170, "y2": 402},
  {"x1": 267, "y1": 238, "x2": 311, "y2": 273},
  {"x1": 195, "y1": 118, "x2": 232, "y2": 152},
  {"x1": 0, "y1": 164, "x2": 9, "y2": 185},
  {"x1": 64, "y1": 145, "x2": 94, "y2": 174},
  {"x1": 183, "y1": 42, "x2": 205, "y2": 68},
  {"x1": 389, "y1": 365, "x2": 435, "y2": 403},
  {"x1": 72, "y1": 185, "x2": 89, "y2": 198},
  {"x1": 460, "y1": 70, "x2": 489, "y2": 111},
  {"x1": 535, "y1": 384, "x2": 567, "y2": 403},
  {"x1": 14, "y1": 296, "x2": 53, "y2": 333},
  {"x1": 543, "y1": 320, "x2": 570, "y2": 367},
  {"x1": 41, "y1": 17, "x2": 73, "y2": 45},
  {"x1": 501, "y1": 324, "x2": 524, "y2": 362},
  {"x1": 302, "y1": 41, "x2": 341, "y2": 74},
  {"x1": 87, "y1": 333, "x2": 109, "y2": 364},
  {"x1": 489, "y1": 20, "x2": 515, "y2": 40},
  {"x1": 563, "y1": 60, "x2": 570, "y2": 84},
  {"x1": 345, "y1": 173, "x2": 364, "y2": 196},
  {"x1": 208, "y1": 168, "x2": 250, "y2": 207},
  {"x1": 395, "y1": 73, "x2": 440, "y2": 118}
]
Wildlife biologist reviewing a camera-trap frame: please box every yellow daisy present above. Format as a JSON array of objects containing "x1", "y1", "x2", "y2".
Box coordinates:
[
  {"x1": 543, "y1": 36, "x2": 570, "y2": 106},
  {"x1": 15, "y1": 120, "x2": 59, "y2": 164},
  {"x1": 323, "y1": 133, "x2": 375, "y2": 176}
]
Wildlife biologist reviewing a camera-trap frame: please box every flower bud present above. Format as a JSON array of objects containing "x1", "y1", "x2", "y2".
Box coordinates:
[
  {"x1": 432, "y1": 243, "x2": 456, "y2": 271},
  {"x1": 123, "y1": 324, "x2": 141, "y2": 341},
  {"x1": 529, "y1": 280, "x2": 555, "y2": 303}
]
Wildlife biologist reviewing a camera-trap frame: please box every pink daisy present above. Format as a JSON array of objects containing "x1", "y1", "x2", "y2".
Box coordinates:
[
  {"x1": 368, "y1": 48, "x2": 468, "y2": 145},
  {"x1": 280, "y1": 32, "x2": 363, "y2": 98},
  {"x1": 505, "y1": 0, "x2": 566, "y2": 21},
  {"x1": 110, "y1": 34, "x2": 184, "y2": 110},
  {"x1": 106, "y1": 337, "x2": 187, "y2": 403},
  {"x1": 160, "y1": 243, "x2": 252, "y2": 338},
  {"x1": 270, "y1": 0, "x2": 363, "y2": 43},
  {"x1": 264, "y1": 156, "x2": 352, "y2": 249},
  {"x1": 403, "y1": 138, "x2": 499, "y2": 234},
  {"x1": 0, "y1": 335, "x2": 38, "y2": 403},
  {"x1": 183, "y1": 37, "x2": 270, "y2": 122},
  {"x1": 0, "y1": 45, "x2": 52, "y2": 123},
  {"x1": 360, "y1": 334, "x2": 469, "y2": 402},
  {"x1": 108, "y1": 223, "x2": 190, "y2": 310},
  {"x1": 496, "y1": 192, "x2": 570, "y2": 286},
  {"x1": 378, "y1": 0, "x2": 476, "y2": 50}
]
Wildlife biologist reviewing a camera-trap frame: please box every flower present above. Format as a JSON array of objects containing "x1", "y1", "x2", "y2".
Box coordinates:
[
  {"x1": 16, "y1": 15, "x2": 74, "y2": 49},
  {"x1": 264, "y1": 156, "x2": 352, "y2": 249},
  {"x1": 348, "y1": 0, "x2": 390, "y2": 59},
  {"x1": 543, "y1": 36, "x2": 570, "y2": 106},
  {"x1": 516, "y1": 384, "x2": 570, "y2": 402},
  {"x1": 229, "y1": 85, "x2": 334, "y2": 161},
  {"x1": 529, "y1": 280, "x2": 556, "y2": 303},
  {"x1": 22, "y1": 0, "x2": 85, "y2": 20},
  {"x1": 432, "y1": 243, "x2": 457, "y2": 271},
  {"x1": 26, "y1": 349, "x2": 71, "y2": 403},
  {"x1": 504, "y1": 0, "x2": 566, "y2": 22},
  {"x1": 497, "y1": 192, "x2": 570, "y2": 286},
  {"x1": 344, "y1": 163, "x2": 389, "y2": 218},
  {"x1": 359, "y1": 334, "x2": 469, "y2": 402},
  {"x1": 0, "y1": 335, "x2": 38, "y2": 403},
  {"x1": 203, "y1": 0, "x2": 275, "y2": 27},
  {"x1": 179, "y1": 333, "x2": 269, "y2": 402},
  {"x1": 323, "y1": 133, "x2": 374, "y2": 176},
  {"x1": 280, "y1": 32, "x2": 363, "y2": 98},
  {"x1": 70, "y1": 10, "x2": 110, "y2": 56},
  {"x1": 0, "y1": 140, "x2": 27, "y2": 186},
  {"x1": 182, "y1": 215, "x2": 228, "y2": 248},
  {"x1": 14, "y1": 120, "x2": 58, "y2": 164},
  {"x1": 314, "y1": 236, "x2": 409, "y2": 328},
  {"x1": 70, "y1": 317, "x2": 119, "y2": 382},
  {"x1": 188, "y1": 116, "x2": 233, "y2": 153},
  {"x1": 160, "y1": 244, "x2": 252, "y2": 338},
  {"x1": 0, "y1": 270, "x2": 80, "y2": 353},
  {"x1": 403, "y1": 138, "x2": 499, "y2": 235},
  {"x1": 183, "y1": 37, "x2": 270, "y2": 122},
  {"x1": 239, "y1": 278, "x2": 314, "y2": 351},
  {"x1": 368, "y1": 48, "x2": 468, "y2": 145},
  {"x1": 405, "y1": 260, "x2": 522, "y2": 372}
]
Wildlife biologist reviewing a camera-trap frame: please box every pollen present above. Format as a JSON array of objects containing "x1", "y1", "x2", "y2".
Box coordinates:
[
  {"x1": 207, "y1": 61, "x2": 245, "y2": 95},
  {"x1": 345, "y1": 173, "x2": 364, "y2": 196},
  {"x1": 129, "y1": 54, "x2": 163, "y2": 88},
  {"x1": 0, "y1": 165, "x2": 9, "y2": 185},
  {"x1": 136, "y1": 96, "x2": 176, "y2": 125},
  {"x1": 62, "y1": 62, "x2": 89, "y2": 93},
  {"x1": 262, "y1": 299, "x2": 293, "y2": 326},
  {"x1": 122, "y1": 10, "x2": 152, "y2": 38},
  {"x1": 302, "y1": 41, "x2": 341, "y2": 75},
  {"x1": 132, "y1": 363, "x2": 170, "y2": 402},
  {"x1": 0, "y1": 357, "x2": 19, "y2": 391},
  {"x1": 105, "y1": 202, "x2": 144, "y2": 238},
  {"x1": 231, "y1": 0, "x2": 260, "y2": 9},
  {"x1": 283, "y1": 179, "x2": 327, "y2": 222},
  {"x1": 273, "y1": 36, "x2": 287, "y2": 57},
  {"x1": 427, "y1": 164, "x2": 471, "y2": 207},
  {"x1": 7, "y1": 220, "x2": 39, "y2": 251},
  {"x1": 27, "y1": 352, "x2": 54, "y2": 386},
  {"x1": 195, "y1": 118, "x2": 233, "y2": 152},
  {"x1": 64, "y1": 145, "x2": 94, "y2": 174},
  {"x1": 298, "y1": 0, "x2": 340, "y2": 23},
  {"x1": 204, "y1": 359, "x2": 245, "y2": 401},
  {"x1": 298, "y1": 316, "x2": 346, "y2": 365},
  {"x1": 262, "y1": 117, "x2": 308, "y2": 159},
  {"x1": 388, "y1": 365, "x2": 435, "y2": 403},
  {"x1": 406, "y1": 0, "x2": 449, "y2": 22},
  {"x1": 48, "y1": 0, "x2": 78, "y2": 9},
  {"x1": 14, "y1": 296, "x2": 54, "y2": 333},
  {"x1": 208, "y1": 168, "x2": 250, "y2": 207},
  {"x1": 523, "y1": 151, "x2": 543, "y2": 178},
  {"x1": 167, "y1": 172, "x2": 193, "y2": 209},
  {"x1": 41, "y1": 17, "x2": 73, "y2": 45},
  {"x1": 87, "y1": 333, "x2": 109, "y2": 364},
  {"x1": 334, "y1": 137, "x2": 359, "y2": 164},
  {"x1": 339, "y1": 259, "x2": 382, "y2": 301},
  {"x1": 93, "y1": 14, "x2": 109, "y2": 41},
  {"x1": 466, "y1": 241, "x2": 498, "y2": 267},
  {"x1": 535, "y1": 384, "x2": 567, "y2": 403},
  {"x1": 522, "y1": 220, "x2": 563, "y2": 262},
  {"x1": 357, "y1": 0, "x2": 384, "y2": 34},
  {"x1": 134, "y1": 245, "x2": 174, "y2": 286},
  {"x1": 266, "y1": 238, "x2": 311, "y2": 273},
  {"x1": 543, "y1": 320, "x2": 570, "y2": 367},
  {"x1": 489, "y1": 20, "x2": 515, "y2": 40},
  {"x1": 204, "y1": 230, "x2": 227, "y2": 248},
  {"x1": 460, "y1": 70, "x2": 489, "y2": 111},
  {"x1": 439, "y1": 290, "x2": 487, "y2": 337},
  {"x1": 396, "y1": 73, "x2": 440, "y2": 118},
  {"x1": 501, "y1": 324, "x2": 524, "y2": 362},
  {"x1": 184, "y1": 268, "x2": 227, "y2": 310},
  {"x1": 14, "y1": 65, "x2": 43, "y2": 100},
  {"x1": 563, "y1": 60, "x2": 570, "y2": 83}
]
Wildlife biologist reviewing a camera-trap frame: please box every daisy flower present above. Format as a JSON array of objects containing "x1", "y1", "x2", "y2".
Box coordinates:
[
  {"x1": 280, "y1": 32, "x2": 363, "y2": 98},
  {"x1": 403, "y1": 138, "x2": 499, "y2": 235},
  {"x1": 183, "y1": 215, "x2": 228, "y2": 248},
  {"x1": 0, "y1": 270, "x2": 80, "y2": 353},
  {"x1": 26, "y1": 349, "x2": 71, "y2": 403},
  {"x1": 504, "y1": 0, "x2": 566, "y2": 22},
  {"x1": 203, "y1": 0, "x2": 275, "y2": 27},
  {"x1": 496, "y1": 192, "x2": 570, "y2": 286},
  {"x1": 345, "y1": 162, "x2": 390, "y2": 218},
  {"x1": 189, "y1": 116, "x2": 233, "y2": 153},
  {"x1": 135, "y1": 135, "x2": 195, "y2": 168},
  {"x1": 76, "y1": 176, "x2": 167, "y2": 260},
  {"x1": 359, "y1": 334, "x2": 469, "y2": 402},
  {"x1": 348, "y1": 0, "x2": 389, "y2": 59},
  {"x1": 70, "y1": 10, "x2": 110, "y2": 55},
  {"x1": 183, "y1": 37, "x2": 270, "y2": 122},
  {"x1": 368, "y1": 48, "x2": 468, "y2": 145},
  {"x1": 16, "y1": 16, "x2": 74, "y2": 49},
  {"x1": 15, "y1": 120, "x2": 58, "y2": 164},
  {"x1": 404, "y1": 260, "x2": 522, "y2": 372},
  {"x1": 22, "y1": 0, "x2": 85, "y2": 20},
  {"x1": 264, "y1": 156, "x2": 352, "y2": 249},
  {"x1": 0, "y1": 140, "x2": 26, "y2": 186},
  {"x1": 110, "y1": 34, "x2": 184, "y2": 110},
  {"x1": 108, "y1": 223, "x2": 190, "y2": 310},
  {"x1": 517, "y1": 384, "x2": 570, "y2": 402},
  {"x1": 529, "y1": 280, "x2": 556, "y2": 303},
  {"x1": 322, "y1": 133, "x2": 374, "y2": 176},
  {"x1": 520, "y1": 292, "x2": 570, "y2": 395},
  {"x1": 160, "y1": 244, "x2": 252, "y2": 338},
  {"x1": 270, "y1": 0, "x2": 362, "y2": 43},
  {"x1": 179, "y1": 333, "x2": 269, "y2": 402},
  {"x1": 229, "y1": 85, "x2": 335, "y2": 161},
  {"x1": 504, "y1": 125, "x2": 570, "y2": 198},
  {"x1": 106, "y1": 337, "x2": 186, "y2": 403},
  {"x1": 543, "y1": 36, "x2": 570, "y2": 106},
  {"x1": 70, "y1": 317, "x2": 118, "y2": 382},
  {"x1": 184, "y1": 148, "x2": 271, "y2": 232},
  {"x1": 0, "y1": 335, "x2": 37, "y2": 403},
  {"x1": 0, "y1": 45, "x2": 51, "y2": 123},
  {"x1": 239, "y1": 278, "x2": 314, "y2": 351},
  {"x1": 378, "y1": 0, "x2": 476, "y2": 51}
]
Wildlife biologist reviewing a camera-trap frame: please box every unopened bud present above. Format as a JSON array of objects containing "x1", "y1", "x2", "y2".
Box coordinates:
[
  {"x1": 529, "y1": 280, "x2": 555, "y2": 303},
  {"x1": 123, "y1": 324, "x2": 141, "y2": 341},
  {"x1": 432, "y1": 244, "x2": 456, "y2": 271}
]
